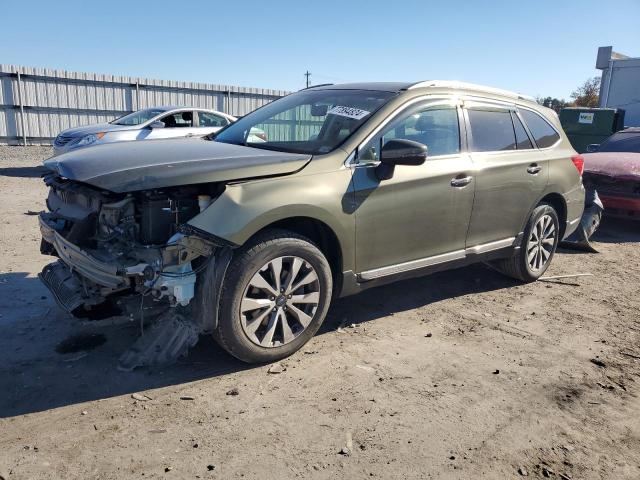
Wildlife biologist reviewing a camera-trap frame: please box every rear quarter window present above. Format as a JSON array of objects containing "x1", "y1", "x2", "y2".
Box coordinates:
[{"x1": 520, "y1": 109, "x2": 560, "y2": 148}]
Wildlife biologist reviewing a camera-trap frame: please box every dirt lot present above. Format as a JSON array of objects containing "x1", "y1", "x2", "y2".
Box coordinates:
[{"x1": 0, "y1": 146, "x2": 639, "y2": 479}]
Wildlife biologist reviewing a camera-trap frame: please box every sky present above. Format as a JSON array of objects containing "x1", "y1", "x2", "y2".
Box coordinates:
[{"x1": 1, "y1": 0, "x2": 638, "y2": 99}]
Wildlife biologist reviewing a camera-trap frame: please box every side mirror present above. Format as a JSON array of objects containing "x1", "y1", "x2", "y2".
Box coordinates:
[
  {"x1": 376, "y1": 139, "x2": 428, "y2": 180},
  {"x1": 149, "y1": 121, "x2": 165, "y2": 129},
  {"x1": 586, "y1": 143, "x2": 600, "y2": 153}
]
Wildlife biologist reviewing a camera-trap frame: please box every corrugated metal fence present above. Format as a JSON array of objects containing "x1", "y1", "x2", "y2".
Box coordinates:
[{"x1": 0, "y1": 64, "x2": 289, "y2": 145}]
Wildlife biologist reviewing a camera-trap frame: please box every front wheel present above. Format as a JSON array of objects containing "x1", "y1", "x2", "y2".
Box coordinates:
[
  {"x1": 493, "y1": 203, "x2": 560, "y2": 282},
  {"x1": 215, "y1": 230, "x2": 333, "y2": 363}
]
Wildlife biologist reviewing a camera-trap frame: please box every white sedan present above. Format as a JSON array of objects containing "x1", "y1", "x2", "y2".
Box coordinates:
[{"x1": 52, "y1": 106, "x2": 238, "y2": 155}]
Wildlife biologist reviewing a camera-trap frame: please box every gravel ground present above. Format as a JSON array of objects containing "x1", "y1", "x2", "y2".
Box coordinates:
[{"x1": 0, "y1": 145, "x2": 639, "y2": 479}]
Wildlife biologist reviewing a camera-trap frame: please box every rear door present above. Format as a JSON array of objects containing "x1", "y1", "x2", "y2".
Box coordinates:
[
  {"x1": 464, "y1": 101, "x2": 548, "y2": 247},
  {"x1": 352, "y1": 98, "x2": 476, "y2": 276}
]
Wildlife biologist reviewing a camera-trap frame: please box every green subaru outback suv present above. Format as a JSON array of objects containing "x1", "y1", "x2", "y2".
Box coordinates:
[{"x1": 39, "y1": 81, "x2": 585, "y2": 366}]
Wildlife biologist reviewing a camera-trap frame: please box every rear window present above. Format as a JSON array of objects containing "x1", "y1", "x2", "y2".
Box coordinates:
[
  {"x1": 520, "y1": 109, "x2": 560, "y2": 148},
  {"x1": 598, "y1": 132, "x2": 640, "y2": 153},
  {"x1": 468, "y1": 109, "x2": 516, "y2": 152}
]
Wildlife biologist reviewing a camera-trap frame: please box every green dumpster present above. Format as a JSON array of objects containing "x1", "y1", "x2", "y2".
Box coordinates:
[{"x1": 559, "y1": 107, "x2": 625, "y2": 153}]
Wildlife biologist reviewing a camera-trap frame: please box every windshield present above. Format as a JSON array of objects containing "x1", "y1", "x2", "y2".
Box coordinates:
[
  {"x1": 598, "y1": 132, "x2": 640, "y2": 153},
  {"x1": 213, "y1": 89, "x2": 396, "y2": 154},
  {"x1": 111, "y1": 108, "x2": 167, "y2": 126}
]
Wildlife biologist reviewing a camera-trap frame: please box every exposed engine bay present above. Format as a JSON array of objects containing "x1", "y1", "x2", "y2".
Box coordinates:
[
  {"x1": 36, "y1": 139, "x2": 312, "y2": 369},
  {"x1": 38, "y1": 171, "x2": 224, "y2": 318}
]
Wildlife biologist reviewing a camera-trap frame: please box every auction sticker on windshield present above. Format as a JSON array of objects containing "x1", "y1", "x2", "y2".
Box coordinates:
[{"x1": 328, "y1": 106, "x2": 371, "y2": 120}]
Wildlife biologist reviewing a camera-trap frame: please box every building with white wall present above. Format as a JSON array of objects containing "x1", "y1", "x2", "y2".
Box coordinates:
[{"x1": 596, "y1": 46, "x2": 640, "y2": 127}]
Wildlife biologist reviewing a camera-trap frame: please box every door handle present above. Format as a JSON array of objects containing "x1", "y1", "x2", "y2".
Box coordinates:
[
  {"x1": 451, "y1": 175, "x2": 473, "y2": 187},
  {"x1": 527, "y1": 164, "x2": 542, "y2": 174}
]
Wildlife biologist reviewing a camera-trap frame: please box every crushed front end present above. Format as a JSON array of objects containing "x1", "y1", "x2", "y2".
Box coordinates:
[{"x1": 38, "y1": 172, "x2": 226, "y2": 368}]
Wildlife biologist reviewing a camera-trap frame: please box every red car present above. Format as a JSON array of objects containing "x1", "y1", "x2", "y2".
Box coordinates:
[{"x1": 583, "y1": 128, "x2": 640, "y2": 218}]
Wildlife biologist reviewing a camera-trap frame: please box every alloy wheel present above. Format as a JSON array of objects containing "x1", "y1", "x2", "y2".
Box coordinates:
[
  {"x1": 527, "y1": 214, "x2": 556, "y2": 271},
  {"x1": 240, "y1": 256, "x2": 320, "y2": 347}
]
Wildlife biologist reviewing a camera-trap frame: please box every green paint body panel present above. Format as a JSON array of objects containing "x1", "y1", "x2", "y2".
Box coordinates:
[
  {"x1": 188, "y1": 150, "x2": 357, "y2": 271},
  {"x1": 351, "y1": 154, "x2": 475, "y2": 271},
  {"x1": 186, "y1": 84, "x2": 584, "y2": 297}
]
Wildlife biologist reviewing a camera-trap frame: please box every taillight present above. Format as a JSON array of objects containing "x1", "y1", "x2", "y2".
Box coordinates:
[{"x1": 571, "y1": 155, "x2": 584, "y2": 176}]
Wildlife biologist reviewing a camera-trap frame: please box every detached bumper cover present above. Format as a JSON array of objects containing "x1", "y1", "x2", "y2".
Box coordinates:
[
  {"x1": 561, "y1": 188, "x2": 603, "y2": 252},
  {"x1": 38, "y1": 261, "x2": 86, "y2": 313}
]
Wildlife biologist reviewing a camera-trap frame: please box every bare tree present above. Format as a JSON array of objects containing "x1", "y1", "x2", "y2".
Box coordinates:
[{"x1": 571, "y1": 77, "x2": 600, "y2": 108}]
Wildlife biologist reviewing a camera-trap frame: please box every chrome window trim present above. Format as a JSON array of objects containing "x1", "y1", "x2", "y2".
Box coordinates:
[
  {"x1": 359, "y1": 237, "x2": 516, "y2": 281},
  {"x1": 350, "y1": 152, "x2": 462, "y2": 169},
  {"x1": 462, "y1": 99, "x2": 561, "y2": 154},
  {"x1": 467, "y1": 149, "x2": 539, "y2": 157},
  {"x1": 346, "y1": 95, "x2": 462, "y2": 167}
]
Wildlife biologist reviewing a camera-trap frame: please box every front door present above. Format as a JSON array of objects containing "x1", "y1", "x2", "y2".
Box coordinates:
[
  {"x1": 144, "y1": 110, "x2": 199, "y2": 140},
  {"x1": 352, "y1": 100, "x2": 475, "y2": 276}
]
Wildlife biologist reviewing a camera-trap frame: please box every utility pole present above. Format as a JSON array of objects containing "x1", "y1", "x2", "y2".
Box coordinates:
[{"x1": 304, "y1": 70, "x2": 311, "y2": 88}]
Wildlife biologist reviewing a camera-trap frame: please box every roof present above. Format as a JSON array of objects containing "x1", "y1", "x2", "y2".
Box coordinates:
[
  {"x1": 307, "y1": 82, "x2": 413, "y2": 92},
  {"x1": 307, "y1": 80, "x2": 534, "y2": 102},
  {"x1": 408, "y1": 80, "x2": 535, "y2": 101},
  {"x1": 139, "y1": 105, "x2": 231, "y2": 116},
  {"x1": 150, "y1": 105, "x2": 210, "y2": 111}
]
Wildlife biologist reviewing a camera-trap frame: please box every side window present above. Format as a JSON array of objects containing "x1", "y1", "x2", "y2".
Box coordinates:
[
  {"x1": 512, "y1": 113, "x2": 533, "y2": 150},
  {"x1": 358, "y1": 106, "x2": 460, "y2": 164},
  {"x1": 199, "y1": 112, "x2": 227, "y2": 127},
  {"x1": 467, "y1": 109, "x2": 516, "y2": 152},
  {"x1": 160, "y1": 111, "x2": 193, "y2": 128},
  {"x1": 519, "y1": 109, "x2": 560, "y2": 148}
]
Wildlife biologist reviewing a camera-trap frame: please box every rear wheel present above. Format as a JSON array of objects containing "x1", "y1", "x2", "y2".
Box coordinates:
[
  {"x1": 215, "y1": 230, "x2": 332, "y2": 363},
  {"x1": 493, "y1": 203, "x2": 559, "y2": 282}
]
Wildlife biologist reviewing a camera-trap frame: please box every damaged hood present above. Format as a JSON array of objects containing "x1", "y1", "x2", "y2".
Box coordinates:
[
  {"x1": 44, "y1": 138, "x2": 312, "y2": 192},
  {"x1": 583, "y1": 152, "x2": 640, "y2": 181}
]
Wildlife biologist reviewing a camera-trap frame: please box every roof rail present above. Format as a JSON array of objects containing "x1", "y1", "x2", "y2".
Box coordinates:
[
  {"x1": 408, "y1": 80, "x2": 535, "y2": 102},
  {"x1": 299, "y1": 83, "x2": 334, "y2": 91}
]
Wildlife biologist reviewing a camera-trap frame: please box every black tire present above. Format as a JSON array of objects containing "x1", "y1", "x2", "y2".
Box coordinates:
[
  {"x1": 493, "y1": 203, "x2": 560, "y2": 282},
  {"x1": 215, "y1": 229, "x2": 333, "y2": 363}
]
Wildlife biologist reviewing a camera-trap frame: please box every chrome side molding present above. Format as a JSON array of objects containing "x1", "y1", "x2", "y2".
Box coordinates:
[{"x1": 359, "y1": 237, "x2": 516, "y2": 281}]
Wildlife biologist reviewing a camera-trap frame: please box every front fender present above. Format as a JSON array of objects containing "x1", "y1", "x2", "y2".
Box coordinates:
[{"x1": 186, "y1": 168, "x2": 356, "y2": 271}]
